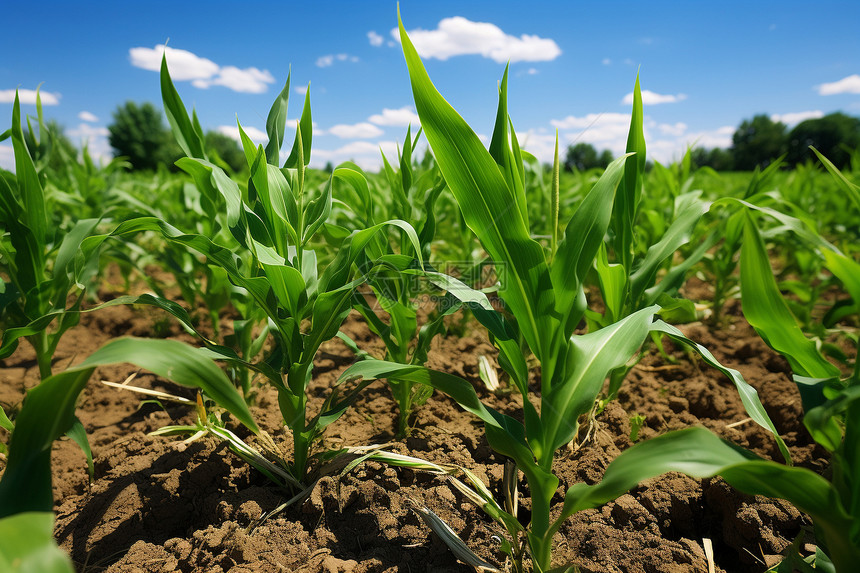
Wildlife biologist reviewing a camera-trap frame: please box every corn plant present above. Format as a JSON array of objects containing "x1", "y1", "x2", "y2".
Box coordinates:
[
  {"x1": 0, "y1": 337, "x2": 257, "y2": 573},
  {"x1": 333, "y1": 129, "x2": 459, "y2": 437},
  {"x1": 0, "y1": 91, "x2": 103, "y2": 379},
  {"x1": 339, "y1": 12, "x2": 789, "y2": 571},
  {"x1": 73, "y1": 56, "x2": 438, "y2": 485}
]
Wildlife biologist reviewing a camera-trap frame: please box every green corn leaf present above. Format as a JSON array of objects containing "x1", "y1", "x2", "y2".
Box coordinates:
[
  {"x1": 0, "y1": 512, "x2": 73, "y2": 573},
  {"x1": 612, "y1": 74, "x2": 646, "y2": 274},
  {"x1": 740, "y1": 213, "x2": 840, "y2": 381},
  {"x1": 10, "y1": 92, "x2": 48, "y2": 249},
  {"x1": 553, "y1": 426, "x2": 857, "y2": 572},
  {"x1": 650, "y1": 320, "x2": 792, "y2": 463},
  {"x1": 284, "y1": 86, "x2": 312, "y2": 168},
  {"x1": 398, "y1": 12, "x2": 557, "y2": 370},
  {"x1": 630, "y1": 195, "x2": 710, "y2": 305},
  {"x1": 810, "y1": 146, "x2": 860, "y2": 213},
  {"x1": 265, "y1": 74, "x2": 291, "y2": 165},
  {"x1": 543, "y1": 306, "x2": 659, "y2": 454},
  {"x1": 160, "y1": 54, "x2": 206, "y2": 159},
  {"x1": 553, "y1": 155, "x2": 630, "y2": 338},
  {"x1": 64, "y1": 418, "x2": 94, "y2": 482},
  {"x1": 488, "y1": 65, "x2": 528, "y2": 227}
]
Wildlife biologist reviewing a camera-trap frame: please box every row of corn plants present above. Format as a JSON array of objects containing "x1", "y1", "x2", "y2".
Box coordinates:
[{"x1": 1, "y1": 8, "x2": 858, "y2": 572}]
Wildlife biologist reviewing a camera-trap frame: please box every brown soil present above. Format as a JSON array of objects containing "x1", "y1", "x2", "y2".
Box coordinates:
[{"x1": 0, "y1": 286, "x2": 832, "y2": 573}]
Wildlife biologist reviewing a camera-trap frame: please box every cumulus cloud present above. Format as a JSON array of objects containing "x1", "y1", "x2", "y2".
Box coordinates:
[
  {"x1": 69, "y1": 123, "x2": 109, "y2": 139},
  {"x1": 311, "y1": 139, "x2": 409, "y2": 170},
  {"x1": 217, "y1": 124, "x2": 268, "y2": 144},
  {"x1": 194, "y1": 66, "x2": 275, "y2": 94},
  {"x1": 129, "y1": 44, "x2": 275, "y2": 93},
  {"x1": 368, "y1": 106, "x2": 420, "y2": 127},
  {"x1": 623, "y1": 90, "x2": 687, "y2": 105},
  {"x1": 817, "y1": 74, "x2": 860, "y2": 95},
  {"x1": 78, "y1": 111, "x2": 99, "y2": 122},
  {"x1": 130, "y1": 45, "x2": 219, "y2": 80},
  {"x1": 395, "y1": 16, "x2": 561, "y2": 63},
  {"x1": 0, "y1": 89, "x2": 61, "y2": 105},
  {"x1": 316, "y1": 53, "x2": 359, "y2": 68},
  {"x1": 68, "y1": 123, "x2": 112, "y2": 163},
  {"x1": 295, "y1": 85, "x2": 308, "y2": 96},
  {"x1": 368, "y1": 31, "x2": 384, "y2": 47},
  {"x1": 771, "y1": 110, "x2": 824, "y2": 126},
  {"x1": 657, "y1": 122, "x2": 687, "y2": 137},
  {"x1": 328, "y1": 122, "x2": 384, "y2": 139}
]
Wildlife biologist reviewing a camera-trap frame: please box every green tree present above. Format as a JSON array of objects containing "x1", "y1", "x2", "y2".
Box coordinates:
[
  {"x1": 564, "y1": 142, "x2": 612, "y2": 171},
  {"x1": 787, "y1": 112, "x2": 860, "y2": 169},
  {"x1": 108, "y1": 101, "x2": 179, "y2": 170},
  {"x1": 204, "y1": 130, "x2": 245, "y2": 173},
  {"x1": 731, "y1": 114, "x2": 787, "y2": 171},
  {"x1": 691, "y1": 146, "x2": 734, "y2": 171}
]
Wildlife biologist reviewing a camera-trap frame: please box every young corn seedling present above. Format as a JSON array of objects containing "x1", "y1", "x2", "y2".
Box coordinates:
[
  {"x1": 337, "y1": 129, "x2": 458, "y2": 437},
  {"x1": 0, "y1": 337, "x2": 258, "y2": 573},
  {"x1": 75, "y1": 56, "x2": 433, "y2": 485},
  {"x1": 340, "y1": 11, "x2": 790, "y2": 571},
  {"x1": 0, "y1": 91, "x2": 104, "y2": 379}
]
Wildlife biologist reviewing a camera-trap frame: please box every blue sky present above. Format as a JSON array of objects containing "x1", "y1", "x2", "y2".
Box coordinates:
[{"x1": 2, "y1": 1, "x2": 859, "y2": 171}]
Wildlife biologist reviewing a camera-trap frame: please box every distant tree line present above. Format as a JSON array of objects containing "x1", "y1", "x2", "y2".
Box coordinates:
[
  {"x1": 562, "y1": 111, "x2": 860, "y2": 173},
  {"x1": 107, "y1": 101, "x2": 245, "y2": 172},
  {"x1": 48, "y1": 100, "x2": 854, "y2": 174}
]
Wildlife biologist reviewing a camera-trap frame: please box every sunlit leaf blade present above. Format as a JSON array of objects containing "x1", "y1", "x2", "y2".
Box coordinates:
[
  {"x1": 552, "y1": 154, "x2": 630, "y2": 338},
  {"x1": 10, "y1": 91, "x2": 48, "y2": 248},
  {"x1": 650, "y1": 320, "x2": 792, "y2": 463},
  {"x1": 265, "y1": 74, "x2": 291, "y2": 164},
  {"x1": 810, "y1": 146, "x2": 860, "y2": 213},
  {"x1": 544, "y1": 306, "x2": 659, "y2": 453},
  {"x1": 612, "y1": 73, "x2": 645, "y2": 273},
  {"x1": 398, "y1": 11, "x2": 557, "y2": 368},
  {"x1": 740, "y1": 213, "x2": 840, "y2": 380},
  {"x1": 0, "y1": 512, "x2": 74, "y2": 573},
  {"x1": 284, "y1": 86, "x2": 312, "y2": 168},
  {"x1": 555, "y1": 427, "x2": 858, "y2": 572},
  {"x1": 160, "y1": 54, "x2": 206, "y2": 159}
]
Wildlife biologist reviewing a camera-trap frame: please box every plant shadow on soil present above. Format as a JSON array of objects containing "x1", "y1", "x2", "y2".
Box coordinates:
[{"x1": 0, "y1": 283, "x2": 837, "y2": 573}]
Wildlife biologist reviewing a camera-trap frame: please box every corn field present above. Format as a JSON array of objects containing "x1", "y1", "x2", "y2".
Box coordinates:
[{"x1": 1, "y1": 11, "x2": 858, "y2": 573}]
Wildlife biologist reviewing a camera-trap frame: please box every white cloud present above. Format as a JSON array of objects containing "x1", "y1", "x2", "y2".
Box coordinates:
[
  {"x1": 395, "y1": 16, "x2": 561, "y2": 63},
  {"x1": 129, "y1": 45, "x2": 219, "y2": 80},
  {"x1": 68, "y1": 123, "x2": 112, "y2": 163},
  {"x1": 516, "y1": 130, "x2": 557, "y2": 163},
  {"x1": 78, "y1": 110, "x2": 99, "y2": 122},
  {"x1": 311, "y1": 139, "x2": 409, "y2": 170},
  {"x1": 0, "y1": 89, "x2": 60, "y2": 105},
  {"x1": 328, "y1": 122, "x2": 384, "y2": 139},
  {"x1": 771, "y1": 110, "x2": 824, "y2": 126},
  {"x1": 657, "y1": 122, "x2": 687, "y2": 137},
  {"x1": 129, "y1": 44, "x2": 275, "y2": 93},
  {"x1": 194, "y1": 66, "x2": 275, "y2": 94},
  {"x1": 817, "y1": 74, "x2": 860, "y2": 95},
  {"x1": 316, "y1": 53, "x2": 359, "y2": 68},
  {"x1": 368, "y1": 31, "x2": 384, "y2": 47},
  {"x1": 526, "y1": 68, "x2": 539, "y2": 75},
  {"x1": 368, "y1": 106, "x2": 420, "y2": 127},
  {"x1": 294, "y1": 86, "x2": 308, "y2": 96},
  {"x1": 601, "y1": 58, "x2": 612, "y2": 66},
  {"x1": 0, "y1": 144, "x2": 14, "y2": 171},
  {"x1": 217, "y1": 124, "x2": 268, "y2": 144},
  {"x1": 623, "y1": 90, "x2": 687, "y2": 105},
  {"x1": 551, "y1": 113, "x2": 632, "y2": 158},
  {"x1": 69, "y1": 123, "x2": 109, "y2": 139}
]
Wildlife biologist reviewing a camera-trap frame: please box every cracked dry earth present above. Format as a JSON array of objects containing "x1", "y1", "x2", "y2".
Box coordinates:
[{"x1": 0, "y1": 289, "x2": 831, "y2": 573}]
